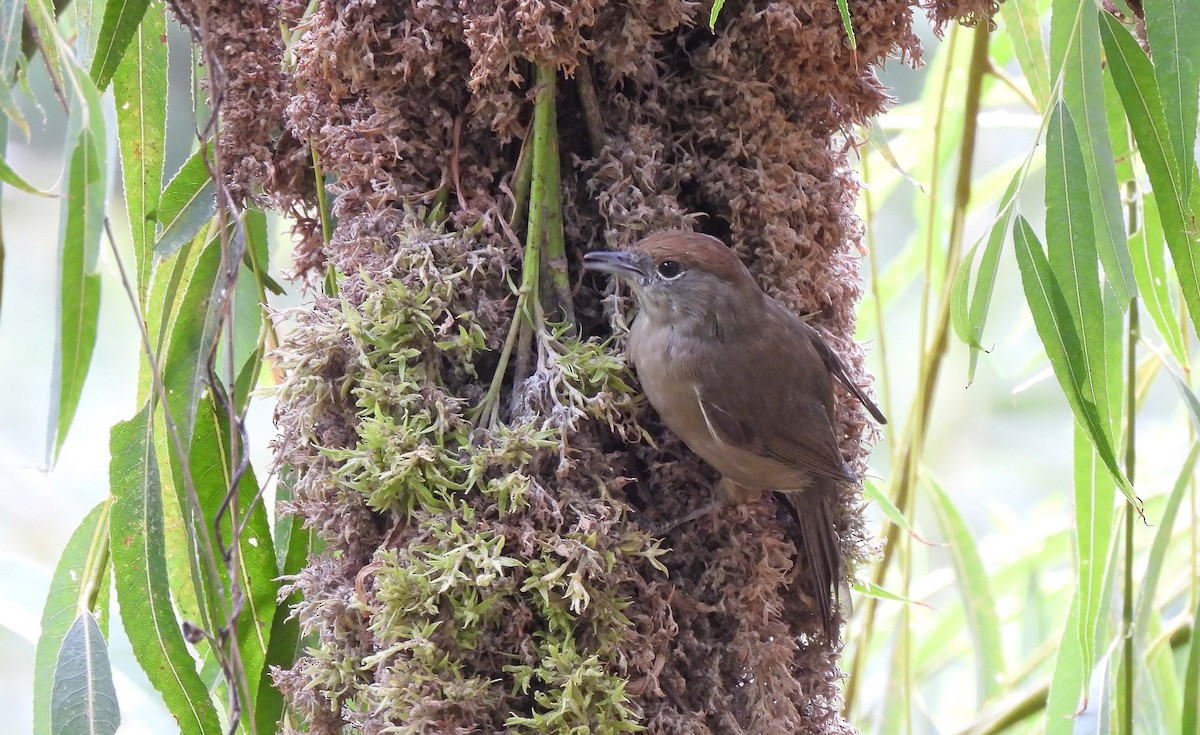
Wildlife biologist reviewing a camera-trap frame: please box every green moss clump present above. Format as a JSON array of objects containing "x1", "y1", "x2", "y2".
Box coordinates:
[{"x1": 274, "y1": 227, "x2": 659, "y2": 733}]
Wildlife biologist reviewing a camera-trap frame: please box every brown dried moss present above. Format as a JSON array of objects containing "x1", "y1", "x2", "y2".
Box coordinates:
[
  {"x1": 922, "y1": 0, "x2": 1001, "y2": 31},
  {"x1": 168, "y1": 0, "x2": 288, "y2": 204},
  {"x1": 258, "y1": 0, "x2": 931, "y2": 733}
]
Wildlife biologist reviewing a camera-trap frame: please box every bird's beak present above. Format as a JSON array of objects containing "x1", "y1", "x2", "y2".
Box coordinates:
[{"x1": 583, "y1": 250, "x2": 643, "y2": 280}]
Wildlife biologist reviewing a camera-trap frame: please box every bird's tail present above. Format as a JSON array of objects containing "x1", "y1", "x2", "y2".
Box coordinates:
[{"x1": 779, "y1": 484, "x2": 842, "y2": 642}]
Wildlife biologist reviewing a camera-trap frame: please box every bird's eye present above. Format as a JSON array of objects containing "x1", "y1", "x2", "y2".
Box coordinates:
[{"x1": 656, "y1": 260, "x2": 683, "y2": 279}]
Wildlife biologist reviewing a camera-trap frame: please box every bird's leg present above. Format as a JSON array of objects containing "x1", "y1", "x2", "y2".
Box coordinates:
[
  {"x1": 640, "y1": 478, "x2": 755, "y2": 536},
  {"x1": 645, "y1": 501, "x2": 718, "y2": 535}
]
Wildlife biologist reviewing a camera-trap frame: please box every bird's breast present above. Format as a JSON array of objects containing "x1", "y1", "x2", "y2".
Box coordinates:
[{"x1": 629, "y1": 315, "x2": 807, "y2": 492}]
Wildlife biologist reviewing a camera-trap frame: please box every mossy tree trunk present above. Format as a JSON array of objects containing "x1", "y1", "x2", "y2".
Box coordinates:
[{"x1": 171, "y1": 0, "x2": 995, "y2": 732}]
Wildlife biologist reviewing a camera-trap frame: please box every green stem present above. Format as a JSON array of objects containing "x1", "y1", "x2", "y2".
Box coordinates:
[
  {"x1": 1122, "y1": 299, "x2": 1138, "y2": 734},
  {"x1": 77, "y1": 497, "x2": 113, "y2": 615},
  {"x1": 509, "y1": 133, "x2": 535, "y2": 235},
  {"x1": 861, "y1": 150, "x2": 894, "y2": 423},
  {"x1": 528, "y1": 62, "x2": 575, "y2": 328},
  {"x1": 310, "y1": 144, "x2": 336, "y2": 296},
  {"x1": 474, "y1": 61, "x2": 575, "y2": 425},
  {"x1": 575, "y1": 58, "x2": 607, "y2": 155},
  {"x1": 845, "y1": 22, "x2": 990, "y2": 715},
  {"x1": 951, "y1": 613, "x2": 1196, "y2": 735}
]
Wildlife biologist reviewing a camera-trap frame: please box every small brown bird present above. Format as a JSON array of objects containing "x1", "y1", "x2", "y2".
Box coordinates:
[{"x1": 584, "y1": 231, "x2": 886, "y2": 638}]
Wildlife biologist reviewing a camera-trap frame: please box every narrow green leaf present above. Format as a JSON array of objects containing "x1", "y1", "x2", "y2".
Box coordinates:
[
  {"x1": 50, "y1": 612, "x2": 120, "y2": 735},
  {"x1": 708, "y1": 0, "x2": 726, "y2": 29},
  {"x1": 1071, "y1": 425, "x2": 1117, "y2": 702},
  {"x1": 25, "y1": 0, "x2": 65, "y2": 100},
  {"x1": 951, "y1": 171, "x2": 1019, "y2": 382},
  {"x1": 925, "y1": 475, "x2": 1005, "y2": 704},
  {"x1": 1144, "y1": 0, "x2": 1200, "y2": 201},
  {"x1": 155, "y1": 145, "x2": 216, "y2": 258},
  {"x1": 217, "y1": 252, "x2": 266, "y2": 395},
  {"x1": 0, "y1": 151, "x2": 52, "y2": 194},
  {"x1": 1073, "y1": 637, "x2": 1119, "y2": 735},
  {"x1": 0, "y1": 0, "x2": 29, "y2": 132},
  {"x1": 242, "y1": 206, "x2": 283, "y2": 295},
  {"x1": 1051, "y1": 2, "x2": 1135, "y2": 304},
  {"x1": 999, "y1": 0, "x2": 1050, "y2": 107},
  {"x1": 186, "y1": 397, "x2": 279, "y2": 720},
  {"x1": 1162, "y1": 363, "x2": 1200, "y2": 438},
  {"x1": 138, "y1": 233, "x2": 217, "y2": 634},
  {"x1": 1101, "y1": 14, "x2": 1200, "y2": 341},
  {"x1": 113, "y1": 0, "x2": 166, "y2": 299},
  {"x1": 1136, "y1": 443, "x2": 1199, "y2": 634},
  {"x1": 33, "y1": 503, "x2": 110, "y2": 735},
  {"x1": 862, "y1": 478, "x2": 928, "y2": 542},
  {"x1": 1046, "y1": 589, "x2": 1088, "y2": 732},
  {"x1": 1183, "y1": 589, "x2": 1200, "y2": 734},
  {"x1": 848, "y1": 578, "x2": 931, "y2": 608},
  {"x1": 865, "y1": 118, "x2": 924, "y2": 193},
  {"x1": 1104, "y1": 66, "x2": 1135, "y2": 183},
  {"x1": 88, "y1": 0, "x2": 152, "y2": 90},
  {"x1": 1130, "y1": 192, "x2": 1188, "y2": 366},
  {"x1": 1047, "y1": 534, "x2": 1123, "y2": 734},
  {"x1": 1139, "y1": 609, "x2": 1184, "y2": 735},
  {"x1": 232, "y1": 347, "x2": 262, "y2": 414},
  {"x1": 74, "y1": 0, "x2": 106, "y2": 73},
  {"x1": 138, "y1": 230, "x2": 203, "y2": 403},
  {"x1": 161, "y1": 233, "x2": 223, "y2": 449},
  {"x1": 1046, "y1": 99, "x2": 1113, "y2": 431},
  {"x1": 1012, "y1": 216, "x2": 1134, "y2": 502},
  {"x1": 835, "y1": 0, "x2": 856, "y2": 50},
  {"x1": 49, "y1": 59, "x2": 107, "y2": 463},
  {"x1": 255, "y1": 470, "x2": 311, "y2": 735},
  {"x1": 109, "y1": 405, "x2": 221, "y2": 735}
]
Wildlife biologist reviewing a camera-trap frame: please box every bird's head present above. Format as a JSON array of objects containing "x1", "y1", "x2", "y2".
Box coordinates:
[{"x1": 583, "y1": 231, "x2": 761, "y2": 327}]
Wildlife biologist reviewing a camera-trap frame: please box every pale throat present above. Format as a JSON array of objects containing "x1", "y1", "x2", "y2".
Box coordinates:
[{"x1": 632, "y1": 283, "x2": 749, "y2": 343}]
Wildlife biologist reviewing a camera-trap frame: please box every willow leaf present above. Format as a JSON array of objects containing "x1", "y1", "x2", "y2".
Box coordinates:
[
  {"x1": 1012, "y1": 216, "x2": 1133, "y2": 503},
  {"x1": 50, "y1": 612, "x2": 120, "y2": 735},
  {"x1": 1071, "y1": 425, "x2": 1117, "y2": 705},
  {"x1": 49, "y1": 59, "x2": 106, "y2": 463},
  {"x1": 155, "y1": 145, "x2": 216, "y2": 258},
  {"x1": 32, "y1": 502, "x2": 109, "y2": 735},
  {"x1": 999, "y1": 0, "x2": 1050, "y2": 107},
  {"x1": 1101, "y1": 14, "x2": 1200, "y2": 341},
  {"x1": 89, "y1": 0, "x2": 151, "y2": 90},
  {"x1": 951, "y1": 170, "x2": 1019, "y2": 382},
  {"x1": 113, "y1": 0, "x2": 166, "y2": 299},
  {"x1": 1129, "y1": 192, "x2": 1187, "y2": 366},
  {"x1": 1144, "y1": 0, "x2": 1200, "y2": 201},
  {"x1": 109, "y1": 405, "x2": 221, "y2": 735},
  {"x1": 925, "y1": 475, "x2": 1005, "y2": 704}
]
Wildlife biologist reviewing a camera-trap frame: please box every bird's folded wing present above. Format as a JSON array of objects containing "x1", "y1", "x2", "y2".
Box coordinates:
[
  {"x1": 695, "y1": 386, "x2": 856, "y2": 483},
  {"x1": 804, "y1": 323, "x2": 888, "y2": 425}
]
